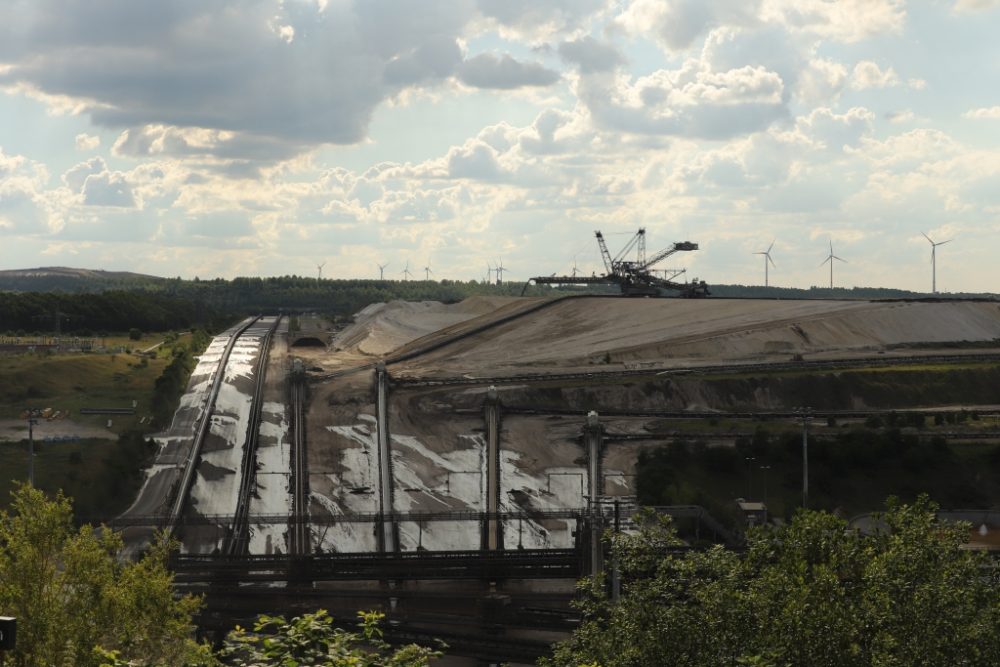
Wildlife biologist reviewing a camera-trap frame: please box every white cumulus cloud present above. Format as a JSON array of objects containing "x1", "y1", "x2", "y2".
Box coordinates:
[
  {"x1": 579, "y1": 64, "x2": 787, "y2": 139},
  {"x1": 763, "y1": 0, "x2": 906, "y2": 42},
  {"x1": 953, "y1": 0, "x2": 1000, "y2": 11},
  {"x1": 963, "y1": 106, "x2": 1000, "y2": 119},
  {"x1": 850, "y1": 61, "x2": 900, "y2": 89},
  {"x1": 74, "y1": 133, "x2": 100, "y2": 151},
  {"x1": 616, "y1": 0, "x2": 760, "y2": 51}
]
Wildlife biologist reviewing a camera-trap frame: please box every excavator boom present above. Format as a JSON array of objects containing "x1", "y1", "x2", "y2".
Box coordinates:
[{"x1": 641, "y1": 241, "x2": 699, "y2": 271}]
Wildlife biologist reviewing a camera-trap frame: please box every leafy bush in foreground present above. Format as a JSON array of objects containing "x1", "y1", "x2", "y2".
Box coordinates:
[{"x1": 544, "y1": 497, "x2": 1000, "y2": 667}]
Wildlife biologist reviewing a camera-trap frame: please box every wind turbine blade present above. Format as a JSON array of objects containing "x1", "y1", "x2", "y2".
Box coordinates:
[
  {"x1": 834, "y1": 256, "x2": 847, "y2": 263},
  {"x1": 922, "y1": 231, "x2": 933, "y2": 244},
  {"x1": 768, "y1": 255, "x2": 776, "y2": 268},
  {"x1": 767, "y1": 240, "x2": 775, "y2": 253},
  {"x1": 820, "y1": 257, "x2": 831, "y2": 267},
  {"x1": 938, "y1": 239, "x2": 953, "y2": 246}
]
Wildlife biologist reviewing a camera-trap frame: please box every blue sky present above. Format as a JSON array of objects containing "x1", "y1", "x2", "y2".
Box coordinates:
[{"x1": 1, "y1": 0, "x2": 999, "y2": 292}]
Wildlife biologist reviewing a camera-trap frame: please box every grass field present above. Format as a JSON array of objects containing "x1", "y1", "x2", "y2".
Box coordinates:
[
  {"x1": 0, "y1": 353, "x2": 168, "y2": 428},
  {"x1": 0, "y1": 331, "x2": 209, "y2": 514},
  {"x1": 0, "y1": 331, "x2": 201, "y2": 426},
  {"x1": 0, "y1": 433, "x2": 154, "y2": 518}
]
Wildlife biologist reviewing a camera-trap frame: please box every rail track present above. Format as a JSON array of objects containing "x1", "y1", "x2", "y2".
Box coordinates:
[
  {"x1": 113, "y1": 508, "x2": 591, "y2": 528},
  {"x1": 109, "y1": 505, "x2": 737, "y2": 547},
  {"x1": 599, "y1": 430, "x2": 1000, "y2": 442},
  {"x1": 167, "y1": 316, "x2": 261, "y2": 536},
  {"x1": 390, "y1": 351, "x2": 1000, "y2": 388},
  {"x1": 288, "y1": 376, "x2": 310, "y2": 555},
  {"x1": 476, "y1": 405, "x2": 1000, "y2": 420},
  {"x1": 226, "y1": 316, "x2": 282, "y2": 555},
  {"x1": 178, "y1": 583, "x2": 577, "y2": 603},
  {"x1": 375, "y1": 366, "x2": 396, "y2": 552},
  {"x1": 169, "y1": 548, "x2": 584, "y2": 583}
]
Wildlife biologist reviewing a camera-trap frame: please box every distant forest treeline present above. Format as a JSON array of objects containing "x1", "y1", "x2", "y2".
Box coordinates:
[
  {"x1": 0, "y1": 291, "x2": 214, "y2": 334},
  {"x1": 0, "y1": 275, "x2": 595, "y2": 334},
  {"x1": 1, "y1": 270, "x2": 997, "y2": 334}
]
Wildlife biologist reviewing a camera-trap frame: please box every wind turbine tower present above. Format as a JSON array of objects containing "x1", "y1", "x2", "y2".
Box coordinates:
[
  {"x1": 424, "y1": 265, "x2": 434, "y2": 281},
  {"x1": 401, "y1": 260, "x2": 413, "y2": 281},
  {"x1": 819, "y1": 240, "x2": 846, "y2": 289},
  {"x1": 754, "y1": 241, "x2": 776, "y2": 287},
  {"x1": 377, "y1": 262, "x2": 389, "y2": 280},
  {"x1": 495, "y1": 258, "x2": 506, "y2": 285},
  {"x1": 316, "y1": 261, "x2": 326, "y2": 282},
  {"x1": 922, "y1": 232, "x2": 952, "y2": 294}
]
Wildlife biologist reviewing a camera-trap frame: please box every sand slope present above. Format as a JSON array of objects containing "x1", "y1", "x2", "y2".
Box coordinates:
[
  {"x1": 332, "y1": 297, "x2": 525, "y2": 356},
  {"x1": 390, "y1": 297, "x2": 1000, "y2": 373}
]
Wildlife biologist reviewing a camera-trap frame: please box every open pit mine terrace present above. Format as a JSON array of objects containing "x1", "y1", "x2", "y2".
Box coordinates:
[{"x1": 108, "y1": 295, "x2": 1000, "y2": 664}]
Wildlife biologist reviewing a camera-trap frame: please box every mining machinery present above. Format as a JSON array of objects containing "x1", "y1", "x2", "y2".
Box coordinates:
[{"x1": 525, "y1": 229, "x2": 709, "y2": 297}]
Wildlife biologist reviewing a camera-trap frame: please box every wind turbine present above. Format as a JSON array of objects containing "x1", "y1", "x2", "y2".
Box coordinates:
[
  {"x1": 423, "y1": 265, "x2": 434, "y2": 281},
  {"x1": 819, "y1": 240, "x2": 846, "y2": 289},
  {"x1": 377, "y1": 262, "x2": 389, "y2": 280},
  {"x1": 484, "y1": 262, "x2": 493, "y2": 284},
  {"x1": 316, "y1": 261, "x2": 326, "y2": 282},
  {"x1": 922, "y1": 231, "x2": 952, "y2": 294},
  {"x1": 754, "y1": 241, "x2": 776, "y2": 287},
  {"x1": 495, "y1": 258, "x2": 506, "y2": 285},
  {"x1": 401, "y1": 260, "x2": 413, "y2": 281}
]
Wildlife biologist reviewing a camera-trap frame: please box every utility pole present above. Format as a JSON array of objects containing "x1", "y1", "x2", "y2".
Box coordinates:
[
  {"x1": 760, "y1": 464, "x2": 771, "y2": 522},
  {"x1": 27, "y1": 415, "x2": 38, "y2": 486},
  {"x1": 795, "y1": 407, "x2": 813, "y2": 507}
]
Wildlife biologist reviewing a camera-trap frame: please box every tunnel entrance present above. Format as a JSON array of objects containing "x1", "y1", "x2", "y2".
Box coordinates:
[{"x1": 290, "y1": 336, "x2": 326, "y2": 348}]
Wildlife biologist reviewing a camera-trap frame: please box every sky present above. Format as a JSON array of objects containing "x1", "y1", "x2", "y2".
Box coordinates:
[{"x1": 1, "y1": 0, "x2": 1000, "y2": 292}]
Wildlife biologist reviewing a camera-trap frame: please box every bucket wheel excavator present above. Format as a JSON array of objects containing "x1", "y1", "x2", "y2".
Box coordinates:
[{"x1": 524, "y1": 229, "x2": 709, "y2": 297}]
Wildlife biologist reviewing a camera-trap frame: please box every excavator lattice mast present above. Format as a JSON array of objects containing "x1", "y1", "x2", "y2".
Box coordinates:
[
  {"x1": 613, "y1": 228, "x2": 645, "y2": 264},
  {"x1": 595, "y1": 232, "x2": 614, "y2": 274}
]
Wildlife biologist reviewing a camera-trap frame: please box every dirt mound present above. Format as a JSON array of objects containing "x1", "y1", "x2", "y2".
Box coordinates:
[
  {"x1": 397, "y1": 298, "x2": 1000, "y2": 374},
  {"x1": 332, "y1": 297, "x2": 523, "y2": 357}
]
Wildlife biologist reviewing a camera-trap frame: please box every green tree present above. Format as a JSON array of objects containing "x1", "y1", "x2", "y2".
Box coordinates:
[
  {"x1": 220, "y1": 609, "x2": 442, "y2": 666},
  {"x1": 543, "y1": 497, "x2": 1000, "y2": 667},
  {"x1": 0, "y1": 485, "x2": 214, "y2": 667}
]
